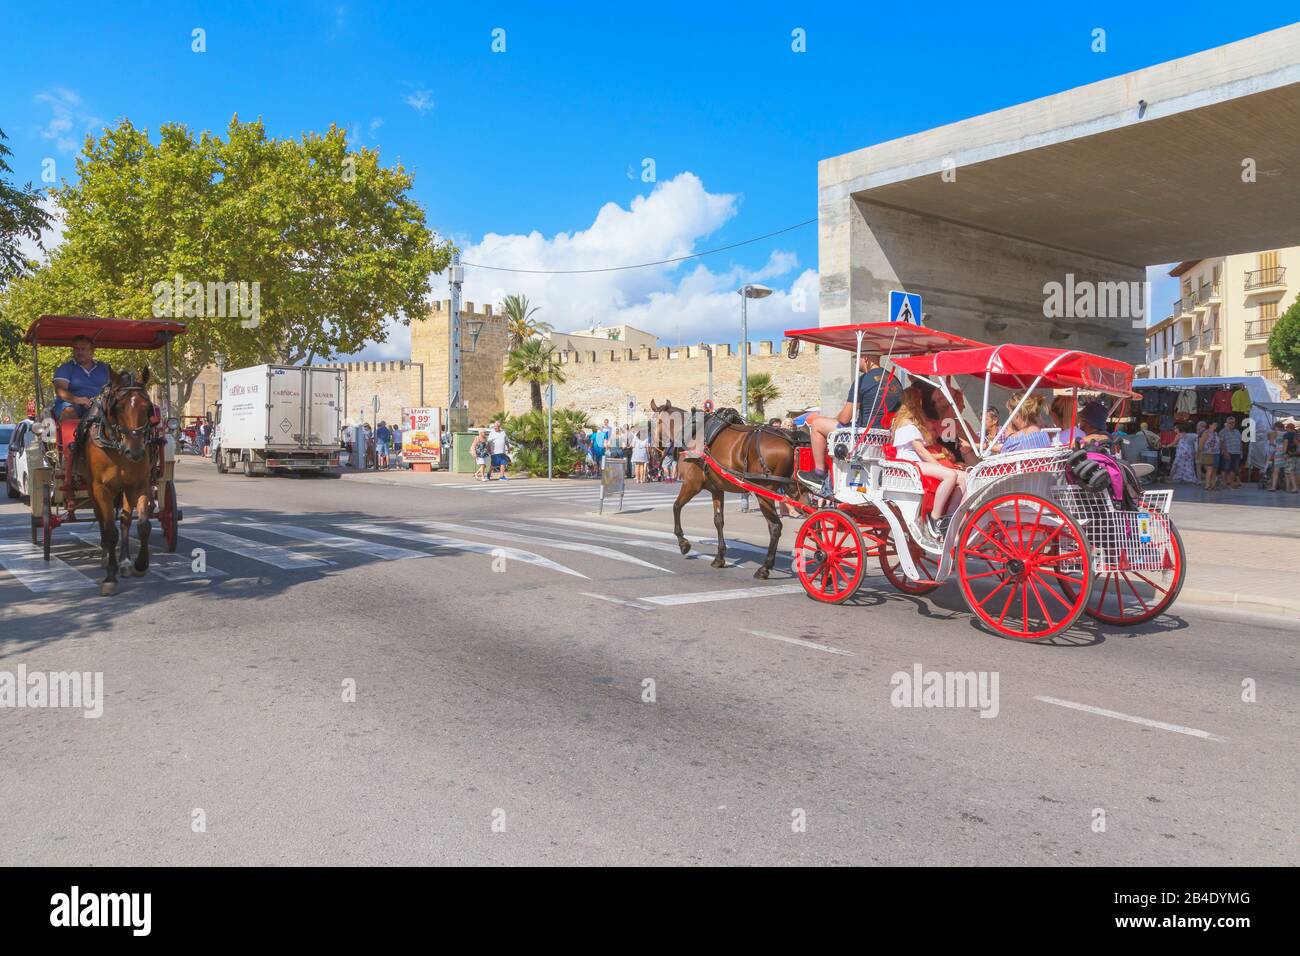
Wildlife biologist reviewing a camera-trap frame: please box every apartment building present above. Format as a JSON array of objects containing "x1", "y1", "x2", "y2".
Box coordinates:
[{"x1": 1142, "y1": 248, "x2": 1297, "y2": 398}]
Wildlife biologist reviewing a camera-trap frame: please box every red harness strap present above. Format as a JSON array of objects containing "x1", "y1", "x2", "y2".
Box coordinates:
[{"x1": 697, "y1": 448, "x2": 816, "y2": 516}]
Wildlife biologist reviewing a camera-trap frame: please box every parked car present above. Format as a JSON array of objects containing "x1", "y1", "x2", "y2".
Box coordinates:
[{"x1": 4, "y1": 419, "x2": 35, "y2": 501}]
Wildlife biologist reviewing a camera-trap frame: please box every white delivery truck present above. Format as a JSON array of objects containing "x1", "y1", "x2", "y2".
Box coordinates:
[{"x1": 213, "y1": 365, "x2": 344, "y2": 476}]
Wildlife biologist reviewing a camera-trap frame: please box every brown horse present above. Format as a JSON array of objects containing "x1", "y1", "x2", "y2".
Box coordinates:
[
  {"x1": 650, "y1": 399, "x2": 807, "y2": 579},
  {"x1": 77, "y1": 368, "x2": 158, "y2": 596}
]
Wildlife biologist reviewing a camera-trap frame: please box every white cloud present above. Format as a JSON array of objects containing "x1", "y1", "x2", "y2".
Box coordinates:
[
  {"x1": 15, "y1": 195, "x2": 65, "y2": 266},
  {"x1": 404, "y1": 89, "x2": 434, "y2": 113},
  {"x1": 34, "y1": 87, "x2": 101, "y2": 155},
  {"x1": 344, "y1": 172, "x2": 818, "y2": 361}
]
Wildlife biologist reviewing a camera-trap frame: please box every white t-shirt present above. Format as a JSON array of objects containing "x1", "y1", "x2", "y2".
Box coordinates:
[
  {"x1": 893, "y1": 424, "x2": 924, "y2": 462},
  {"x1": 489, "y1": 430, "x2": 508, "y2": 454}
]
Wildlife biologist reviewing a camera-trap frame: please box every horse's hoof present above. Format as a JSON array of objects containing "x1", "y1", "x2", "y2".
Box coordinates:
[
  {"x1": 100, "y1": 582, "x2": 117, "y2": 597},
  {"x1": 753, "y1": 567, "x2": 770, "y2": 580},
  {"x1": 677, "y1": 539, "x2": 690, "y2": 555},
  {"x1": 711, "y1": 557, "x2": 726, "y2": 569},
  {"x1": 131, "y1": 564, "x2": 148, "y2": 577}
]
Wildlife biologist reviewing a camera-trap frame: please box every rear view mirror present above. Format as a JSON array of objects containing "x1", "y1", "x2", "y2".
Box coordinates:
[{"x1": 786, "y1": 338, "x2": 801, "y2": 359}]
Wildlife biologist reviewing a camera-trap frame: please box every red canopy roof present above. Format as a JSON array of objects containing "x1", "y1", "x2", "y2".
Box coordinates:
[
  {"x1": 784, "y1": 322, "x2": 987, "y2": 355},
  {"x1": 24, "y1": 315, "x2": 188, "y2": 349},
  {"x1": 892, "y1": 343, "x2": 1137, "y2": 397}
]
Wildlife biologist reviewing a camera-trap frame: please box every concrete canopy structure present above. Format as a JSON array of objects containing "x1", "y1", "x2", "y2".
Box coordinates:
[{"x1": 817, "y1": 22, "x2": 1300, "y2": 408}]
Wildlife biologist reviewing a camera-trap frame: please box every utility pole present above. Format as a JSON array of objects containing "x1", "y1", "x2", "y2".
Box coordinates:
[{"x1": 448, "y1": 251, "x2": 466, "y2": 433}]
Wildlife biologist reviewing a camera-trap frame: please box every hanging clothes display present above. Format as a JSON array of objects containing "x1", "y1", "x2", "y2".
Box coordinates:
[
  {"x1": 1231, "y1": 386, "x2": 1251, "y2": 415},
  {"x1": 1211, "y1": 387, "x2": 1233, "y2": 414}
]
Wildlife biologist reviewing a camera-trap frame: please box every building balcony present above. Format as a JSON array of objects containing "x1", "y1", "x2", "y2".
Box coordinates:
[
  {"x1": 1201, "y1": 328, "x2": 1221, "y2": 350},
  {"x1": 1244, "y1": 267, "x2": 1286, "y2": 293},
  {"x1": 1245, "y1": 318, "x2": 1277, "y2": 340},
  {"x1": 1174, "y1": 339, "x2": 1194, "y2": 359},
  {"x1": 1251, "y1": 368, "x2": 1285, "y2": 384},
  {"x1": 1203, "y1": 280, "x2": 1222, "y2": 302}
]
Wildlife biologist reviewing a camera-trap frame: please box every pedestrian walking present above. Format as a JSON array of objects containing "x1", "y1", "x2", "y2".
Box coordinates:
[
  {"x1": 472, "y1": 429, "x2": 490, "y2": 481},
  {"x1": 1199, "y1": 420, "x2": 1221, "y2": 491},
  {"x1": 488, "y1": 420, "x2": 511, "y2": 481},
  {"x1": 375, "y1": 421, "x2": 392, "y2": 470},
  {"x1": 391, "y1": 423, "x2": 403, "y2": 469},
  {"x1": 631, "y1": 429, "x2": 650, "y2": 482},
  {"x1": 1218, "y1": 417, "x2": 1243, "y2": 488}
]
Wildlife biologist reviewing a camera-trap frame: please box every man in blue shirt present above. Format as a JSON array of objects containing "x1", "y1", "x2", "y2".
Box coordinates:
[
  {"x1": 52, "y1": 335, "x2": 111, "y2": 420},
  {"x1": 799, "y1": 353, "x2": 902, "y2": 487}
]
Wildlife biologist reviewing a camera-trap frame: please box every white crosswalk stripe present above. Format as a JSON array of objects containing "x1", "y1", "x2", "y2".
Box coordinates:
[
  {"x1": 249, "y1": 522, "x2": 429, "y2": 561},
  {"x1": 335, "y1": 522, "x2": 588, "y2": 578},
  {"x1": 403, "y1": 519, "x2": 672, "y2": 572},
  {"x1": 0, "y1": 540, "x2": 96, "y2": 593},
  {"x1": 66, "y1": 527, "x2": 228, "y2": 580},
  {"x1": 182, "y1": 528, "x2": 332, "y2": 570},
  {"x1": 428, "y1": 481, "x2": 711, "y2": 508}
]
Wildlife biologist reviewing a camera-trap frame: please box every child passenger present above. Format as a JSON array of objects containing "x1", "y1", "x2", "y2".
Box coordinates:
[{"x1": 891, "y1": 388, "x2": 967, "y2": 538}]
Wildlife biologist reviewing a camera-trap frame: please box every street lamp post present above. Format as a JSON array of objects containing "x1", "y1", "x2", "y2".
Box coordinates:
[
  {"x1": 735, "y1": 284, "x2": 772, "y2": 513},
  {"x1": 736, "y1": 284, "x2": 773, "y2": 420}
]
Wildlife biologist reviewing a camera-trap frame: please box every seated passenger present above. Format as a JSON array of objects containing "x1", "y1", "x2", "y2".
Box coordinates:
[
  {"x1": 891, "y1": 388, "x2": 967, "y2": 539},
  {"x1": 1051, "y1": 395, "x2": 1085, "y2": 447},
  {"x1": 52, "y1": 335, "x2": 111, "y2": 420},
  {"x1": 991, "y1": 395, "x2": 1053, "y2": 454},
  {"x1": 799, "y1": 351, "x2": 902, "y2": 487}
]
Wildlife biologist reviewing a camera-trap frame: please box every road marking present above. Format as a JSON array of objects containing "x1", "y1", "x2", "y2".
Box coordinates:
[
  {"x1": 252, "y1": 523, "x2": 428, "y2": 560},
  {"x1": 405, "y1": 519, "x2": 671, "y2": 572},
  {"x1": 337, "y1": 522, "x2": 588, "y2": 579},
  {"x1": 641, "y1": 583, "x2": 805, "y2": 606},
  {"x1": 532, "y1": 517, "x2": 777, "y2": 558},
  {"x1": 581, "y1": 592, "x2": 656, "y2": 610},
  {"x1": 747, "y1": 630, "x2": 854, "y2": 656},
  {"x1": 182, "y1": 528, "x2": 331, "y2": 570},
  {"x1": 66, "y1": 527, "x2": 228, "y2": 580},
  {"x1": 0, "y1": 541, "x2": 97, "y2": 593},
  {"x1": 476, "y1": 519, "x2": 701, "y2": 557},
  {"x1": 1033, "y1": 696, "x2": 1225, "y2": 742}
]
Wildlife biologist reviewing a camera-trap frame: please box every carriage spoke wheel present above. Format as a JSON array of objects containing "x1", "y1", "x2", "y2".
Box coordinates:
[
  {"x1": 879, "y1": 530, "x2": 942, "y2": 595},
  {"x1": 41, "y1": 484, "x2": 54, "y2": 562},
  {"x1": 957, "y1": 493, "x2": 1090, "y2": 641},
  {"x1": 794, "y1": 509, "x2": 866, "y2": 604},
  {"x1": 161, "y1": 480, "x2": 179, "y2": 553},
  {"x1": 1063, "y1": 523, "x2": 1185, "y2": 625}
]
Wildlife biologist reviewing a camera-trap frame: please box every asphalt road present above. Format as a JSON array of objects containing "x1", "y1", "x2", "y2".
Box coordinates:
[{"x1": 1, "y1": 458, "x2": 1295, "y2": 865}]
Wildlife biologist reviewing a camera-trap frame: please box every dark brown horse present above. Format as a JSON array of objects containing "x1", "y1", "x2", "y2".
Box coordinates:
[
  {"x1": 77, "y1": 369, "x2": 158, "y2": 596},
  {"x1": 650, "y1": 399, "x2": 807, "y2": 579}
]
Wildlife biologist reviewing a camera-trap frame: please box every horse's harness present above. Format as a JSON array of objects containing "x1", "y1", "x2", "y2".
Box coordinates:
[
  {"x1": 699, "y1": 408, "x2": 806, "y2": 490},
  {"x1": 80, "y1": 379, "x2": 159, "y2": 466}
]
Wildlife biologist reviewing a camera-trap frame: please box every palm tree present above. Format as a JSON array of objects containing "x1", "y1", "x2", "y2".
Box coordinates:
[
  {"x1": 504, "y1": 338, "x2": 566, "y2": 411},
  {"x1": 745, "y1": 372, "x2": 781, "y2": 418},
  {"x1": 501, "y1": 294, "x2": 553, "y2": 348}
]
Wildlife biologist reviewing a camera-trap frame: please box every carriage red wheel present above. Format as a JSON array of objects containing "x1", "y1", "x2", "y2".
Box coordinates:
[
  {"x1": 878, "y1": 530, "x2": 942, "y2": 595},
  {"x1": 41, "y1": 483, "x2": 54, "y2": 562},
  {"x1": 957, "y1": 493, "x2": 1090, "y2": 640},
  {"x1": 1064, "y1": 523, "x2": 1185, "y2": 625},
  {"x1": 794, "y1": 509, "x2": 866, "y2": 604},
  {"x1": 160, "y1": 480, "x2": 179, "y2": 553}
]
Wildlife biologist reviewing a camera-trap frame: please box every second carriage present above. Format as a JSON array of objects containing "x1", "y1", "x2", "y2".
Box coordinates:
[{"x1": 780, "y1": 323, "x2": 1185, "y2": 640}]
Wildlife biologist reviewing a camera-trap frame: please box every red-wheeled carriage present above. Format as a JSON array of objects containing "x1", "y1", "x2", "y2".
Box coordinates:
[
  {"x1": 719, "y1": 322, "x2": 1185, "y2": 641},
  {"x1": 22, "y1": 315, "x2": 188, "y2": 559}
]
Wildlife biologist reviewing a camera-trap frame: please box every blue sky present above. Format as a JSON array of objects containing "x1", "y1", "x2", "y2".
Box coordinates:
[{"x1": 3, "y1": 2, "x2": 1295, "y2": 357}]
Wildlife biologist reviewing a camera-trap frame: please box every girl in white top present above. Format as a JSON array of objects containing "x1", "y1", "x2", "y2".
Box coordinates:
[
  {"x1": 891, "y1": 389, "x2": 967, "y2": 538},
  {"x1": 631, "y1": 430, "x2": 650, "y2": 483}
]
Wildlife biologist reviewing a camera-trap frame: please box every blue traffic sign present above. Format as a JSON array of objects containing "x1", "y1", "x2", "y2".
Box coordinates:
[{"x1": 888, "y1": 290, "x2": 922, "y2": 326}]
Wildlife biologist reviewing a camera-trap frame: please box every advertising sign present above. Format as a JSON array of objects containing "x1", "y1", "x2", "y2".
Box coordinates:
[{"x1": 401, "y1": 406, "x2": 444, "y2": 463}]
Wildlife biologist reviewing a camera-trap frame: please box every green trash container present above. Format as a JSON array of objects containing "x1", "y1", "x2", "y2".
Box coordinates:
[{"x1": 452, "y1": 432, "x2": 477, "y2": 473}]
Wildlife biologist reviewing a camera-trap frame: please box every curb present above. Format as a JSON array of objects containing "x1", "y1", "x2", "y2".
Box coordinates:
[{"x1": 1179, "y1": 588, "x2": 1300, "y2": 620}]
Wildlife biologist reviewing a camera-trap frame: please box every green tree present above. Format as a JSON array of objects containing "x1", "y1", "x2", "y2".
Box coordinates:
[
  {"x1": 743, "y1": 371, "x2": 781, "y2": 418},
  {"x1": 503, "y1": 407, "x2": 587, "y2": 477},
  {"x1": 503, "y1": 338, "x2": 565, "y2": 411},
  {"x1": 501, "y1": 293, "x2": 552, "y2": 348},
  {"x1": 0, "y1": 116, "x2": 451, "y2": 413},
  {"x1": 0, "y1": 128, "x2": 53, "y2": 362},
  {"x1": 1268, "y1": 298, "x2": 1300, "y2": 395}
]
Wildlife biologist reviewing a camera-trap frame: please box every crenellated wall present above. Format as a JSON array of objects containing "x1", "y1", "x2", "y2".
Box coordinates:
[{"x1": 502, "y1": 341, "x2": 825, "y2": 424}]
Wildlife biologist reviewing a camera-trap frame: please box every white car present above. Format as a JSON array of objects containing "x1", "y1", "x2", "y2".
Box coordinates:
[{"x1": 4, "y1": 419, "x2": 35, "y2": 501}]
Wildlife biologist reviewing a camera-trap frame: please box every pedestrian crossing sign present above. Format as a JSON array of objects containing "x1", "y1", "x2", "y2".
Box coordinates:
[{"x1": 889, "y1": 290, "x2": 922, "y2": 326}]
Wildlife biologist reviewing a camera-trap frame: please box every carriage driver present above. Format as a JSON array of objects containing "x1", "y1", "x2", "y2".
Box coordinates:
[
  {"x1": 798, "y1": 351, "x2": 903, "y2": 488},
  {"x1": 52, "y1": 335, "x2": 111, "y2": 420}
]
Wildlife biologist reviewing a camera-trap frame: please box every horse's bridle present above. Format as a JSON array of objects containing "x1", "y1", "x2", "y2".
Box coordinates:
[{"x1": 96, "y1": 384, "x2": 155, "y2": 462}]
